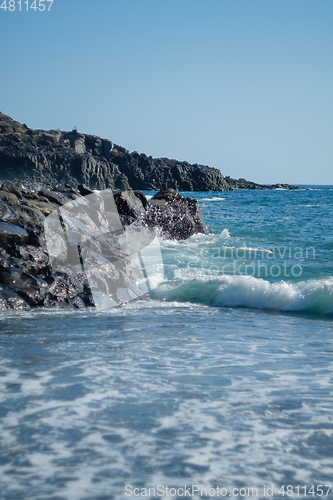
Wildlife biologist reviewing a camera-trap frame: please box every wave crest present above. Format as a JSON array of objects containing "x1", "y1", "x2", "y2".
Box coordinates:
[{"x1": 152, "y1": 275, "x2": 333, "y2": 316}]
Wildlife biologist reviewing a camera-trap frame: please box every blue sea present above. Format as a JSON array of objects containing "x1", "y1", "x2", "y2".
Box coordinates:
[{"x1": 1, "y1": 186, "x2": 333, "y2": 500}]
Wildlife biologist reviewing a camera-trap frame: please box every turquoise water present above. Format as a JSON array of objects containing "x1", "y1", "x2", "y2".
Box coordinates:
[
  {"x1": 155, "y1": 187, "x2": 333, "y2": 315},
  {"x1": 0, "y1": 187, "x2": 333, "y2": 499}
]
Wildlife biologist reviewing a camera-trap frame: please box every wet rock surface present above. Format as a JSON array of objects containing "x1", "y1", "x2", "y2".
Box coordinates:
[
  {"x1": 0, "y1": 181, "x2": 209, "y2": 310},
  {"x1": 144, "y1": 188, "x2": 210, "y2": 240}
]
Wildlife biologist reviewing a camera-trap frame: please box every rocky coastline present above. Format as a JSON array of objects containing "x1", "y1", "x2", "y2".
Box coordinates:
[{"x1": 0, "y1": 112, "x2": 300, "y2": 192}]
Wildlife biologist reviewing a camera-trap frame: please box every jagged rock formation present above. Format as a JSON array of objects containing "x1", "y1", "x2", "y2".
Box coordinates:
[
  {"x1": 113, "y1": 187, "x2": 210, "y2": 240},
  {"x1": 145, "y1": 188, "x2": 210, "y2": 240},
  {"x1": 0, "y1": 112, "x2": 231, "y2": 192}
]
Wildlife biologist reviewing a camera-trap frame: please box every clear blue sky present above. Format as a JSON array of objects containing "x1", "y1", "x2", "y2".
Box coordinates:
[{"x1": 1, "y1": 0, "x2": 332, "y2": 185}]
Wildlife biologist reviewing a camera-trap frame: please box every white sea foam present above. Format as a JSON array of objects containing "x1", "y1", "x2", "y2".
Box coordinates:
[
  {"x1": 297, "y1": 204, "x2": 319, "y2": 207},
  {"x1": 201, "y1": 197, "x2": 226, "y2": 201}
]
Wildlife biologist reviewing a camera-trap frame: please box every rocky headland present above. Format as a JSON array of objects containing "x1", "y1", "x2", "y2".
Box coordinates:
[
  {"x1": 0, "y1": 112, "x2": 300, "y2": 192},
  {"x1": 0, "y1": 111, "x2": 301, "y2": 311},
  {"x1": 0, "y1": 112, "x2": 231, "y2": 192}
]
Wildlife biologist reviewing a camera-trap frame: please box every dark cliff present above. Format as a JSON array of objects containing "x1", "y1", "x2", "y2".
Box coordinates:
[
  {"x1": 0, "y1": 112, "x2": 231, "y2": 192},
  {"x1": 0, "y1": 112, "x2": 301, "y2": 191}
]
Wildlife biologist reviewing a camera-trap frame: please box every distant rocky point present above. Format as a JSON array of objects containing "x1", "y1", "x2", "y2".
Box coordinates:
[
  {"x1": 224, "y1": 176, "x2": 301, "y2": 190},
  {"x1": 0, "y1": 112, "x2": 300, "y2": 191}
]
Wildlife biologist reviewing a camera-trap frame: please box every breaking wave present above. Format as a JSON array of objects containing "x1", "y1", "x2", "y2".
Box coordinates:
[{"x1": 152, "y1": 275, "x2": 333, "y2": 317}]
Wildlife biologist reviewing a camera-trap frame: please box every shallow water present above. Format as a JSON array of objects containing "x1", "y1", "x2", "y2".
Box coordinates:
[{"x1": 1, "y1": 187, "x2": 333, "y2": 499}]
